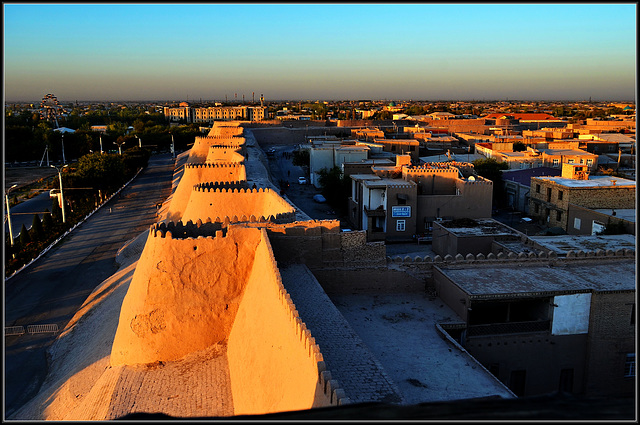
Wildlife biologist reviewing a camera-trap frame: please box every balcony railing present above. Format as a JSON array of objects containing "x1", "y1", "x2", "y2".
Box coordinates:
[
  {"x1": 364, "y1": 206, "x2": 386, "y2": 217},
  {"x1": 467, "y1": 320, "x2": 550, "y2": 337}
]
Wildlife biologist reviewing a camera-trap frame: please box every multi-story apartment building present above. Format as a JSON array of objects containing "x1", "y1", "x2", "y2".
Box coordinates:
[
  {"x1": 529, "y1": 163, "x2": 636, "y2": 231},
  {"x1": 164, "y1": 104, "x2": 267, "y2": 123}
]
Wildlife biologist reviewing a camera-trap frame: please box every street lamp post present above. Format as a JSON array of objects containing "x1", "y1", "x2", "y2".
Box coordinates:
[
  {"x1": 99, "y1": 135, "x2": 103, "y2": 154},
  {"x1": 5, "y1": 184, "x2": 18, "y2": 246},
  {"x1": 136, "y1": 135, "x2": 141, "y2": 148},
  {"x1": 61, "y1": 132, "x2": 66, "y2": 164},
  {"x1": 171, "y1": 134, "x2": 175, "y2": 158},
  {"x1": 51, "y1": 164, "x2": 68, "y2": 223}
]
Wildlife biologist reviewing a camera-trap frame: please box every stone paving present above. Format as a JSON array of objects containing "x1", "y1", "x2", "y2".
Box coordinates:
[
  {"x1": 279, "y1": 263, "x2": 405, "y2": 405},
  {"x1": 105, "y1": 344, "x2": 233, "y2": 419}
]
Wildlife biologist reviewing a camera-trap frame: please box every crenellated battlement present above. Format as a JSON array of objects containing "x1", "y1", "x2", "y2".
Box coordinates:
[
  {"x1": 207, "y1": 145, "x2": 245, "y2": 155},
  {"x1": 196, "y1": 135, "x2": 246, "y2": 146},
  {"x1": 149, "y1": 220, "x2": 226, "y2": 239},
  {"x1": 458, "y1": 179, "x2": 493, "y2": 186},
  {"x1": 192, "y1": 184, "x2": 272, "y2": 194},
  {"x1": 185, "y1": 162, "x2": 244, "y2": 169},
  {"x1": 193, "y1": 181, "x2": 250, "y2": 191},
  {"x1": 387, "y1": 248, "x2": 636, "y2": 265}
]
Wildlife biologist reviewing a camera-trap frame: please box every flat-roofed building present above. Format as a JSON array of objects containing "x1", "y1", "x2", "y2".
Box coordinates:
[
  {"x1": 434, "y1": 257, "x2": 635, "y2": 398},
  {"x1": 502, "y1": 167, "x2": 562, "y2": 213},
  {"x1": 541, "y1": 148, "x2": 599, "y2": 171},
  {"x1": 529, "y1": 164, "x2": 635, "y2": 231},
  {"x1": 309, "y1": 141, "x2": 369, "y2": 188},
  {"x1": 348, "y1": 157, "x2": 493, "y2": 242}
]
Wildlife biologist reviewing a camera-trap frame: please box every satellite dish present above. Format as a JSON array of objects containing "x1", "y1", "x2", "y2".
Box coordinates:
[{"x1": 468, "y1": 176, "x2": 476, "y2": 181}]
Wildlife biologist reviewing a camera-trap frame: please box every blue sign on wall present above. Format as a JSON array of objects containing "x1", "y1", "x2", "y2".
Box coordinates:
[{"x1": 391, "y1": 206, "x2": 411, "y2": 217}]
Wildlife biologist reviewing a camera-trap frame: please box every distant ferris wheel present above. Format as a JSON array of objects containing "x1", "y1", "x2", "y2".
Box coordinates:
[{"x1": 40, "y1": 93, "x2": 62, "y2": 128}]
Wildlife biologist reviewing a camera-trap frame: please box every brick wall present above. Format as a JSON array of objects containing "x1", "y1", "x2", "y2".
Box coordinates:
[
  {"x1": 566, "y1": 204, "x2": 635, "y2": 236},
  {"x1": 529, "y1": 178, "x2": 635, "y2": 230},
  {"x1": 583, "y1": 291, "x2": 636, "y2": 397}
]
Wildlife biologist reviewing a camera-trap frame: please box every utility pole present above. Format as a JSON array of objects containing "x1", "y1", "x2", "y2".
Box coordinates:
[
  {"x1": 5, "y1": 184, "x2": 18, "y2": 247},
  {"x1": 51, "y1": 164, "x2": 68, "y2": 223},
  {"x1": 61, "y1": 132, "x2": 66, "y2": 164}
]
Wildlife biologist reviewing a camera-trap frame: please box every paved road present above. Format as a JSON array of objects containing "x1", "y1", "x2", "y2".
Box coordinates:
[
  {"x1": 265, "y1": 145, "x2": 345, "y2": 224},
  {"x1": 4, "y1": 191, "x2": 54, "y2": 239},
  {"x1": 4, "y1": 153, "x2": 175, "y2": 418}
]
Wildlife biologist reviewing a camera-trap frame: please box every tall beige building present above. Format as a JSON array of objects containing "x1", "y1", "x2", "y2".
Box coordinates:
[{"x1": 164, "y1": 105, "x2": 267, "y2": 123}]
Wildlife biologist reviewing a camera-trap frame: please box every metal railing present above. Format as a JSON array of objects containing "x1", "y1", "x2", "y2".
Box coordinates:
[
  {"x1": 27, "y1": 324, "x2": 59, "y2": 334},
  {"x1": 5, "y1": 326, "x2": 25, "y2": 336},
  {"x1": 5, "y1": 324, "x2": 59, "y2": 336}
]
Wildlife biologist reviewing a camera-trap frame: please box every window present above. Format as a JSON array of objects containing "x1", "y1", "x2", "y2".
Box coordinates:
[
  {"x1": 536, "y1": 184, "x2": 541, "y2": 193},
  {"x1": 553, "y1": 158, "x2": 559, "y2": 166},
  {"x1": 624, "y1": 353, "x2": 635, "y2": 377},
  {"x1": 510, "y1": 370, "x2": 527, "y2": 397},
  {"x1": 489, "y1": 363, "x2": 500, "y2": 377},
  {"x1": 559, "y1": 368, "x2": 574, "y2": 393},
  {"x1": 546, "y1": 187, "x2": 552, "y2": 202},
  {"x1": 568, "y1": 159, "x2": 574, "y2": 164},
  {"x1": 558, "y1": 190, "x2": 563, "y2": 200},
  {"x1": 573, "y1": 218, "x2": 581, "y2": 230},
  {"x1": 534, "y1": 203, "x2": 539, "y2": 214},
  {"x1": 396, "y1": 220, "x2": 406, "y2": 232},
  {"x1": 556, "y1": 211, "x2": 562, "y2": 221},
  {"x1": 587, "y1": 159, "x2": 593, "y2": 166}
]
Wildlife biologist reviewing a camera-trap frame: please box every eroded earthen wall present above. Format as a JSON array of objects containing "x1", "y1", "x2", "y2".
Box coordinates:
[
  {"x1": 165, "y1": 163, "x2": 247, "y2": 222},
  {"x1": 110, "y1": 226, "x2": 261, "y2": 366},
  {"x1": 227, "y1": 229, "x2": 332, "y2": 414},
  {"x1": 181, "y1": 187, "x2": 295, "y2": 224}
]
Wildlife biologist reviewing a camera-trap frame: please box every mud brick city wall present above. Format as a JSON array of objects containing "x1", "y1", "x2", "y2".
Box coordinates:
[
  {"x1": 227, "y1": 230, "x2": 342, "y2": 414},
  {"x1": 583, "y1": 291, "x2": 636, "y2": 397}
]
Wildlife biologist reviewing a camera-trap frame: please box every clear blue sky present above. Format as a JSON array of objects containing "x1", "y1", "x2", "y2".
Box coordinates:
[{"x1": 3, "y1": 3, "x2": 637, "y2": 102}]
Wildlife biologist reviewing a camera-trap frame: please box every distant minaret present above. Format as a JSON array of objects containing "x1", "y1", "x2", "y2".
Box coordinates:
[
  {"x1": 260, "y1": 94, "x2": 264, "y2": 107},
  {"x1": 252, "y1": 92, "x2": 255, "y2": 103}
]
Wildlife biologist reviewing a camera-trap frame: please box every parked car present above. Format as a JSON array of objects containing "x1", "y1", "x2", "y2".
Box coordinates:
[
  {"x1": 298, "y1": 176, "x2": 307, "y2": 184},
  {"x1": 313, "y1": 194, "x2": 326, "y2": 203}
]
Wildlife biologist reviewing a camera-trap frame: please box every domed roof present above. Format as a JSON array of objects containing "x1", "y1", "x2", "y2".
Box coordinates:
[{"x1": 389, "y1": 101, "x2": 396, "y2": 107}]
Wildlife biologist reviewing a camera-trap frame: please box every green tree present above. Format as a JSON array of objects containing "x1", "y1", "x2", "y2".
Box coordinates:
[
  {"x1": 19, "y1": 224, "x2": 31, "y2": 246},
  {"x1": 74, "y1": 152, "x2": 126, "y2": 193},
  {"x1": 317, "y1": 166, "x2": 350, "y2": 214},
  {"x1": 472, "y1": 157, "x2": 509, "y2": 207},
  {"x1": 51, "y1": 198, "x2": 62, "y2": 222},
  {"x1": 292, "y1": 149, "x2": 310, "y2": 167},
  {"x1": 513, "y1": 141, "x2": 527, "y2": 152},
  {"x1": 30, "y1": 214, "x2": 44, "y2": 241},
  {"x1": 42, "y1": 208, "x2": 54, "y2": 231}
]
